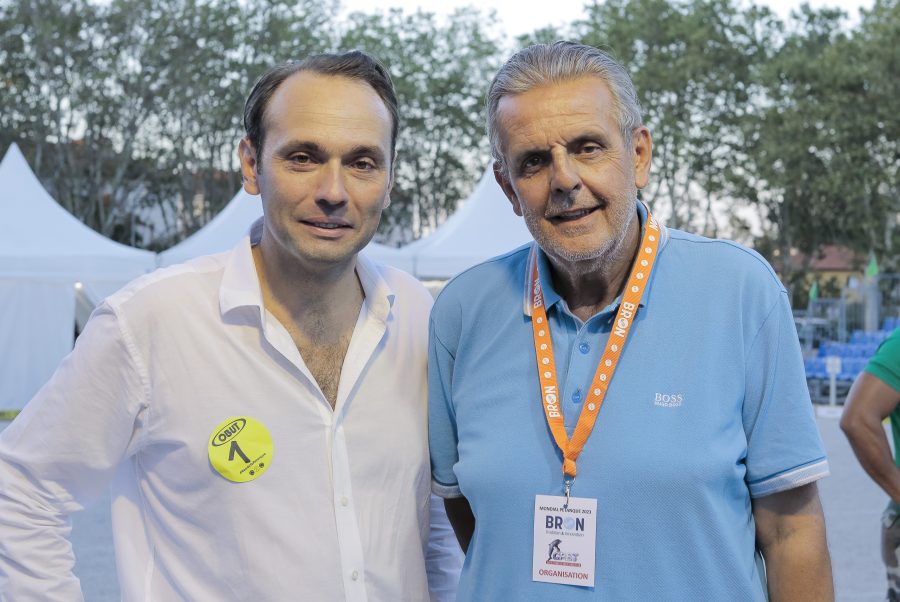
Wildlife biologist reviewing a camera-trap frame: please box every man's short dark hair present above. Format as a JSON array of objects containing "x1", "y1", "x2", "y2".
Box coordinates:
[{"x1": 243, "y1": 51, "x2": 399, "y2": 166}]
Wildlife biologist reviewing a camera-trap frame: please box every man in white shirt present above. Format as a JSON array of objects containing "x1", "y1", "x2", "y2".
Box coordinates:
[{"x1": 0, "y1": 51, "x2": 461, "y2": 601}]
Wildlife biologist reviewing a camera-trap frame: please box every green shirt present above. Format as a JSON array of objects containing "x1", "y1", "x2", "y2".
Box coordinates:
[{"x1": 866, "y1": 328, "x2": 900, "y2": 464}]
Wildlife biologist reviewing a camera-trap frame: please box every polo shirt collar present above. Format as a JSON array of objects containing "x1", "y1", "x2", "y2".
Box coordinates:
[
  {"x1": 522, "y1": 201, "x2": 669, "y2": 318},
  {"x1": 219, "y1": 217, "x2": 396, "y2": 322}
]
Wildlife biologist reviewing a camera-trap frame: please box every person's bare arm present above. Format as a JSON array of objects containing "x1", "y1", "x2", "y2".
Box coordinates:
[
  {"x1": 753, "y1": 482, "x2": 833, "y2": 602},
  {"x1": 444, "y1": 496, "x2": 475, "y2": 554},
  {"x1": 840, "y1": 372, "x2": 900, "y2": 501}
]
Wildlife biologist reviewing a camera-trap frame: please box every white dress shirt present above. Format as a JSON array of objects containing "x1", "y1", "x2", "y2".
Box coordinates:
[{"x1": 0, "y1": 224, "x2": 461, "y2": 601}]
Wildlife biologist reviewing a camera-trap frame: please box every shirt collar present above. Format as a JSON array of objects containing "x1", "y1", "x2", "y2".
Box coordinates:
[
  {"x1": 522, "y1": 201, "x2": 669, "y2": 317},
  {"x1": 219, "y1": 217, "x2": 396, "y2": 322},
  {"x1": 219, "y1": 218, "x2": 265, "y2": 317}
]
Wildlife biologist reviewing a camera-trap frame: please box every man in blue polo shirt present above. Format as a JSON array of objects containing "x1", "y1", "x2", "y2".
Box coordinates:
[{"x1": 428, "y1": 41, "x2": 833, "y2": 601}]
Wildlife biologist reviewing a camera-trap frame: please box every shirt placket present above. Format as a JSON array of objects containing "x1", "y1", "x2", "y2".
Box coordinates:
[
  {"x1": 330, "y1": 417, "x2": 367, "y2": 601},
  {"x1": 553, "y1": 307, "x2": 614, "y2": 434}
]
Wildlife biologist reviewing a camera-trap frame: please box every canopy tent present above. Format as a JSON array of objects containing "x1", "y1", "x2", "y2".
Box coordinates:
[
  {"x1": 0, "y1": 143, "x2": 157, "y2": 410},
  {"x1": 412, "y1": 167, "x2": 533, "y2": 279},
  {"x1": 158, "y1": 187, "x2": 416, "y2": 273}
]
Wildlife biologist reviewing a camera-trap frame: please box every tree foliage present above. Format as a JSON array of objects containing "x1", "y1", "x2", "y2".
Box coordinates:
[
  {"x1": 1, "y1": 0, "x2": 896, "y2": 285},
  {"x1": 724, "y1": 0, "x2": 900, "y2": 290},
  {"x1": 0, "y1": 0, "x2": 502, "y2": 246}
]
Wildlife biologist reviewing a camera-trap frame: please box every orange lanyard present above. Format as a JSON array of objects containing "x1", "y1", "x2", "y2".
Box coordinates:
[{"x1": 530, "y1": 207, "x2": 661, "y2": 493}]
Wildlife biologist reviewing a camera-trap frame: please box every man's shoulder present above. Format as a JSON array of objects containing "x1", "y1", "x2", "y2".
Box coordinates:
[
  {"x1": 663, "y1": 228, "x2": 785, "y2": 291},
  {"x1": 434, "y1": 243, "x2": 531, "y2": 309},
  {"x1": 104, "y1": 251, "x2": 230, "y2": 314}
]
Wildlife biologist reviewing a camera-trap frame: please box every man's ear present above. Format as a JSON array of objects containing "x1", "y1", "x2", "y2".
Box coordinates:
[
  {"x1": 631, "y1": 127, "x2": 653, "y2": 190},
  {"x1": 493, "y1": 162, "x2": 523, "y2": 217},
  {"x1": 238, "y1": 138, "x2": 260, "y2": 195},
  {"x1": 382, "y1": 157, "x2": 396, "y2": 210}
]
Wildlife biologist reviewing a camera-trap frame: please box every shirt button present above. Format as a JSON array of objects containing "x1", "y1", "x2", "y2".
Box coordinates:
[
  {"x1": 572, "y1": 389, "x2": 582, "y2": 403},
  {"x1": 351, "y1": 570, "x2": 359, "y2": 581},
  {"x1": 579, "y1": 342, "x2": 590, "y2": 354},
  {"x1": 340, "y1": 496, "x2": 349, "y2": 507}
]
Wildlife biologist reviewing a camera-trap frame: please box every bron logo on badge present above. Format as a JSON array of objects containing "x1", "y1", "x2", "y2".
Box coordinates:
[{"x1": 207, "y1": 416, "x2": 273, "y2": 483}]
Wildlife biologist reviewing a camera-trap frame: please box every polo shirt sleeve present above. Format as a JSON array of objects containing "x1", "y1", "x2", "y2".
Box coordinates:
[
  {"x1": 428, "y1": 308, "x2": 463, "y2": 499},
  {"x1": 866, "y1": 329, "x2": 900, "y2": 392},
  {"x1": 0, "y1": 303, "x2": 149, "y2": 599},
  {"x1": 742, "y1": 290, "x2": 829, "y2": 498}
]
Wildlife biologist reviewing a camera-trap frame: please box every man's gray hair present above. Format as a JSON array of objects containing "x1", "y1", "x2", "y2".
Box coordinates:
[{"x1": 486, "y1": 41, "x2": 643, "y2": 175}]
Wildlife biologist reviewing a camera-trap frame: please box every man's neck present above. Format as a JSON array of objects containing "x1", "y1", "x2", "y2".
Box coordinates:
[
  {"x1": 251, "y1": 241, "x2": 363, "y2": 343},
  {"x1": 547, "y1": 214, "x2": 641, "y2": 323}
]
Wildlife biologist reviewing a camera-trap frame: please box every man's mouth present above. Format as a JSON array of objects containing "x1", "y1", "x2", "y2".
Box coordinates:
[
  {"x1": 301, "y1": 219, "x2": 351, "y2": 230},
  {"x1": 549, "y1": 207, "x2": 597, "y2": 223}
]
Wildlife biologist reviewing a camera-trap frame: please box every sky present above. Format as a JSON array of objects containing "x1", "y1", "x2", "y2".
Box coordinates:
[{"x1": 338, "y1": 0, "x2": 875, "y2": 37}]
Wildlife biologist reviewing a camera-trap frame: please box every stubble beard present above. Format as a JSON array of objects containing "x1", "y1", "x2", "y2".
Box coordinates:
[{"x1": 527, "y1": 195, "x2": 638, "y2": 280}]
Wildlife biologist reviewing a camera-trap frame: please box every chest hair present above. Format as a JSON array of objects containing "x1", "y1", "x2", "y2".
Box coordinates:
[{"x1": 287, "y1": 319, "x2": 354, "y2": 409}]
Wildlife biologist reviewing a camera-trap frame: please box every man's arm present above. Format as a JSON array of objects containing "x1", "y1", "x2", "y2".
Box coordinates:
[
  {"x1": 840, "y1": 372, "x2": 900, "y2": 501},
  {"x1": 752, "y1": 482, "x2": 833, "y2": 602},
  {"x1": 0, "y1": 306, "x2": 146, "y2": 600},
  {"x1": 444, "y1": 496, "x2": 475, "y2": 554}
]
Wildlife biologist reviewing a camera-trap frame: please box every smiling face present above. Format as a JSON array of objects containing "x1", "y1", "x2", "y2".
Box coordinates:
[
  {"x1": 239, "y1": 71, "x2": 393, "y2": 274},
  {"x1": 494, "y1": 76, "x2": 652, "y2": 275}
]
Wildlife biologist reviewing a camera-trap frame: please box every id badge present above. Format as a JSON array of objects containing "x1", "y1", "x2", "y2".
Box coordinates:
[{"x1": 533, "y1": 494, "x2": 597, "y2": 587}]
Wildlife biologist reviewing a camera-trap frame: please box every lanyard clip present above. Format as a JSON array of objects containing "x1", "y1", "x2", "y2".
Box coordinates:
[{"x1": 564, "y1": 478, "x2": 574, "y2": 508}]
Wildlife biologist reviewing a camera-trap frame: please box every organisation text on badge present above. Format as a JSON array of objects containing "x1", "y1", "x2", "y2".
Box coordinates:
[{"x1": 533, "y1": 494, "x2": 597, "y2": 587}]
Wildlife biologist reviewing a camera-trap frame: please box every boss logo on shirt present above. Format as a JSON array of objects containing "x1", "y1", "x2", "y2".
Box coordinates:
[{"x1": 653, "y1": 393, "x2": 683, "y2": 408}]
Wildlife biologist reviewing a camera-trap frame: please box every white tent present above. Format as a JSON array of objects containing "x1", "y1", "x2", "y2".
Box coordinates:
[
  {"x1": 158, "y1": 187, "x2": 416, "y2": 273},
  {"x1": 0, "y1": 143, "x2": 157, "y2": 410},
  {"x1": 412, "y1": 167, "x2": 533, "y2": 279}
]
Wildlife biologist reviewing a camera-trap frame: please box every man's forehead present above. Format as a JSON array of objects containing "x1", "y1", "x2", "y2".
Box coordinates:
[
  {"x1": 496, "y1": 77, "x2": 619, "y2": 146},
  {"x1": 263, "y1": 71, "x2": 392, "y2": 149},
  {"x1": 270, "y1": 71, "x2": 388, "y2": 118},
  {"x1": 497, "y1": 76, "x2": 616, "y2": 120}
]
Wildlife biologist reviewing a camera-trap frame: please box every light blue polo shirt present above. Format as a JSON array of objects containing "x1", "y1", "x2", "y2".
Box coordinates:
[{"x1": 428, "y1": 206, "x2": 828, "y2": 601}]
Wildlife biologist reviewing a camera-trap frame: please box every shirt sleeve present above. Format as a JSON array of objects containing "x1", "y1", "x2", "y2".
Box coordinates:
[
  {"x1": 428, "y1": 312, "x2": 462, "y2": 499},
  {"x1": 866, "y1": 329, "x2": 900, "y2": 392},
  {"x1": 0, "y1": 303, "x2": 148, "y2": 600},
  {"x1": 742, "y1": 291, "x2": 829, "y2": 498},
  {"x1": 424, "y1": 493, "x2": 463, "y2": 601}
]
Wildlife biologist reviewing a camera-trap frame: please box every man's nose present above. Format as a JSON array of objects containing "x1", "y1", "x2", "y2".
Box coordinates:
[
  {"x1": 316, "y1": 161, "x2": 349, "y2": 205},
  {"x1": 549, "y1": 153, "x2": 581, "y2": 201}
]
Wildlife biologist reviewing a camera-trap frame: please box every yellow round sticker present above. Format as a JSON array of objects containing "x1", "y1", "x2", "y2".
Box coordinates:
[{"x1": 208, "y1": 416, "x2": 273, "y2": 483}]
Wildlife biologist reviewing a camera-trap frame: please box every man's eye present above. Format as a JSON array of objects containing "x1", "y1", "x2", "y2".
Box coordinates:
[
  {"x1": 290, "y1": 154, "x2": 311, "y2": 164},
  {"x1": 522, "y1": 155, "x2": 544, "y2": 170},
  {"x1": 579, "y1": 143, "x2": 603, "y2": 155},
  {"x1": 353, "y1": 159, "x2": 376, "y2": 171}
]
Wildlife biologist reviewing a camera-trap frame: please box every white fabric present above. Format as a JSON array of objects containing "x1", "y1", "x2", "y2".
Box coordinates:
[
  {"x1": 0, "y1": 227, "x2": 461, "y2": 601},
  {"x1": 0, "y1": 143, "x2": 156, "y2": 281},
  {"x1": 158, "y1": 188, "x2": 416, "y2": 273},
  {"x1": 0, "y1": 143, "x2": 156, "y2": 409},
  {"x1": 0, "y1": 279, "x2": 75, "y2": 410},
  {"x1": 412, "y1": 167, "x2": 533, "y2": 279}
]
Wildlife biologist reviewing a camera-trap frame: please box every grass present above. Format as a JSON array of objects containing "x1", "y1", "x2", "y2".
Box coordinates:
[{"x1": 0, "y1": 410, "x2": 20, "y2": 420}]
